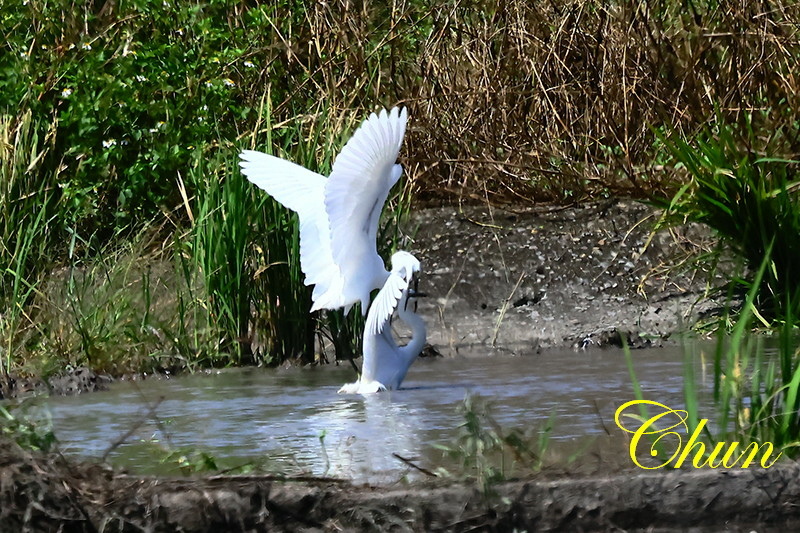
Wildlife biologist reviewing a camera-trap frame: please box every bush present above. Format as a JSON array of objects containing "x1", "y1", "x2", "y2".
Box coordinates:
[{"x1": 5, "y1": 0, "x2": 800, "y2": 232}]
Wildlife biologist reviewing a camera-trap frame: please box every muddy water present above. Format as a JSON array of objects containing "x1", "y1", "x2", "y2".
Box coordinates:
[{"x1": 47, "y1": 344, "x2": 713, "y2": 483}]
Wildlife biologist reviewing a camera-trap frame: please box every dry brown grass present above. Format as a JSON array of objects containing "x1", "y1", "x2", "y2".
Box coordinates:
[{"x1": 249, "y1": 0, "x2": 800, "y2": 206}]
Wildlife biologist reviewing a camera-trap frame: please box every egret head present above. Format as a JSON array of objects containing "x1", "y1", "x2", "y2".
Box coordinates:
[
  {"x1": 390, "y1": 251, "x2": 421, "y2": 281},
  {"x1": 389, "y1": 251, "x2": 424, "y2": 312}
]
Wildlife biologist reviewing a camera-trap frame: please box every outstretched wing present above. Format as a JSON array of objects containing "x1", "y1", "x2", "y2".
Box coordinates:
[
  {"x1": 324, "y1": 107, "x2": 408, "y2": 306},
  {"x1": 239, "y1": 150, "x2": 326, "y2": 215},
  {"x1": 365, "y1": 271, "x2": 408, "y2": 336},
  {"x1": 239, "y1": 150, "x2": 339, "y2": 296},
  {"x1": 240, "y1": 106, "x2": 408, "y2": 313}
]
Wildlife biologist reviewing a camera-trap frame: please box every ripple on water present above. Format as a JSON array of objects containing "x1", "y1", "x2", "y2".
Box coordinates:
[{"x1": 47, "y1": 343, "x2": 712, "y2": 482}]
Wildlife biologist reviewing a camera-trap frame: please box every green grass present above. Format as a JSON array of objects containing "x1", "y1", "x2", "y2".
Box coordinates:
[
  {"x1": 434, "y1": 394, "x2": 552, "y2": 494},
  {"x1": 5, "y1": 0, "x2": 800, "y2": 230},
  {"x1": 705, "y1": 259, "x2": 800, "y2": 455},
  {"x1": 0, "y1": 399, "x2": 57, "y2": 453},
  {"x1": 241, "y1": 100, "x2": 341, "y2": 365},
  {"x1": 187, "y1": 149, "x2": 259, "y2": 365},
  {"x1": 1, "y1": 112, "x2": 62, "y2": 383},
  {"x1": 656, "y1": 118, "x2": 800, "y2": 322},
  {"x1": 625, "y1": 256, "x2": 800, "y2": 467}
]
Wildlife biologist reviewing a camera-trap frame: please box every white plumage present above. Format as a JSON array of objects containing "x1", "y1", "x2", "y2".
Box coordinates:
[
  {"x1": 240, "y1": 107, "x2": 427, "y2": 394},
  {"x1": 339, "y1": 251, "x2": 426, "y2": 394},
  {"x1": 239, "y1": 107, "x2": 407, "y2": 315}
]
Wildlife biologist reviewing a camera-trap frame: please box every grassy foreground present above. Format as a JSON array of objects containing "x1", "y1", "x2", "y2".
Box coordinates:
[{"x1": 2, "y1": 0, "x2": 800, "y2": 383}]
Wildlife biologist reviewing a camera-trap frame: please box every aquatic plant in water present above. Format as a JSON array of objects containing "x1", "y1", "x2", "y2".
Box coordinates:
[
  {"x1": 627, "y1": 255, "x2": 800, "y2": 467},
  {"x1": 434, "y1": 394, "x2": 551, "y2": 494}
]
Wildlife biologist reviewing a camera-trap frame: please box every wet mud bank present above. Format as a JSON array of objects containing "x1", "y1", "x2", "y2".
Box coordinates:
[
  {"x1": 0, "y1": 365, "x2": 157, "y2": 400},
  {"x1": 3, "y1": 437, "x2": 798, "y2": 532},
  {"x1": 1, "y1": 366, "x2": 113, "y2": 399},
  {"x1": 411, "y1": 200, "x2": 728, "y2": 353}
]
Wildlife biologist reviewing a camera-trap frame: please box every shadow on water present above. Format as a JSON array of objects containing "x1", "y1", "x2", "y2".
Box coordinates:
[{"x1": 45, "y1": 342, "x2": 715, "y2": 483}]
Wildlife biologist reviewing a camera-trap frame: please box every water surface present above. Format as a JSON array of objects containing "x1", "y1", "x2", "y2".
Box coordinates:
[{"x1": 47, "y1": 344, "x2": 711, "y2": 483}]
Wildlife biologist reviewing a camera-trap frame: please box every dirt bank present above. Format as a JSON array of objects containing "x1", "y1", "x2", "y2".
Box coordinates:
[
  {"x1": 2, "y1": 435, "x2": 798, "y2": 532},
  {"x1": 411, "y1": 199, "x2": 727, "y2": 354}
]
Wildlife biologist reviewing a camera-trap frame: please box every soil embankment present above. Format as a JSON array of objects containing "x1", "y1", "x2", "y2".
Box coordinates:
[
  {"x1": 2, "y1": 435, "x2": 798, "y2": 531},
  {"x1": 413, "y1": 199, "x2": 727, "y2": 353}
]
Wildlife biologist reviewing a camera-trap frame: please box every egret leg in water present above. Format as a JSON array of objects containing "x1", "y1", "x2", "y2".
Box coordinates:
[{"x1": 239, "y1": 108, "x2": 429, "y2": 393}]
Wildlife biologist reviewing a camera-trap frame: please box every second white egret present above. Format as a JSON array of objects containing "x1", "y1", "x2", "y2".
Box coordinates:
[{"x1": 338, "y1": 252, "x2": 427, "y2": 394}]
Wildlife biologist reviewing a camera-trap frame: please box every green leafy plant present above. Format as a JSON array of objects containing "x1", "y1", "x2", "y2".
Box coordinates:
[
  {"x1": 703, "y1": 256, "x2": 800, "y2": 456},
  {"x1": 630, "y1": 255, "x2": 800, "y2": 467},
  {"x1": 434, "y1": 395, "x2": 551, "y2": 495},
  {"x1": 656, "y1": 119, "x2": 800, "y2": 322},
  {"x1": 0, "y1": 400, "x2": 57, "y2": 452}
]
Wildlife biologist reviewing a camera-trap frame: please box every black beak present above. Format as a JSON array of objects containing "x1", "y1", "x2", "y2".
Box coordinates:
[{"x1": 405, "y1": 276, "x2": 426, "y2": 311}]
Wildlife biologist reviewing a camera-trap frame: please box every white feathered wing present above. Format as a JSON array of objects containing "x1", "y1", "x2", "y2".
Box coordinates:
[{"x1": 239, "y1": 106, "x2": 408, "y2": 314}]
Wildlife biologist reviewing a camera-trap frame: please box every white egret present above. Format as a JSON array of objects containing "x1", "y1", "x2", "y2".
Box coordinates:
[
  {"x1": 338, "y1": 251, "x2": 427, "y2": 394},
  {"x1": 239, "y1": 107, "x2": 411, "y2": 315},
  {"x1": 239, "y1": 107, "x2": 428, "y2": 393}
]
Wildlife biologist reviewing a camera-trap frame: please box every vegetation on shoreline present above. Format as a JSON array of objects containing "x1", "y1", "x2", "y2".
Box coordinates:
[
  {"x1": 2, "y1": 0, "x2": 800, "y2": 386},
  {"x1": 623, "y1": 261, "x2": 800, "y2": 467},
  {"x1": 650, "y1": 112, "x2": 800, "y2": 462},
  {"x1": 656, "y1": 119, "x2": 800, "y2": 322}
]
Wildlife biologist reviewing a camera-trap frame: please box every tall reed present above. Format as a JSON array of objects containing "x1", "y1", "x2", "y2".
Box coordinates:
[
  {"x1": 678, "y1": 255, "x2": 800, "y2": 460},
  {"x1": 0, "y1": 112, "x2": 61, "y2": 383},
  {"x1": 233, "y1": 101, "x2": 333, "y2": 365},
  {"x1": 187, "y1": 149, "x2": 257, "y2": 365}
]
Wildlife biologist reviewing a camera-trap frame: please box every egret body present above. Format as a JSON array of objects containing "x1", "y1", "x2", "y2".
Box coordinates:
[
  {"x1": 339, "y1": 251, "x2": 427, "y2": 394},
  {"x1": 240, "y1": 108, "x2": 427, "y2": 393}
]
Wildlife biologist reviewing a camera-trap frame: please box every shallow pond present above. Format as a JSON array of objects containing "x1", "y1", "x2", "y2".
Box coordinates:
[{"x1": 46, "y1": 344, "x2": 714, "y2": 483}]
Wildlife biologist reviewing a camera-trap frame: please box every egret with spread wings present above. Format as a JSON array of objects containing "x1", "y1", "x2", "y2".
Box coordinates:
[
  {"x1": 240, "y1": 107, "x2": 411, "y2": 315},
  {"x1": 239, "y1": 107, "x2": 426, "y2": 393}
]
